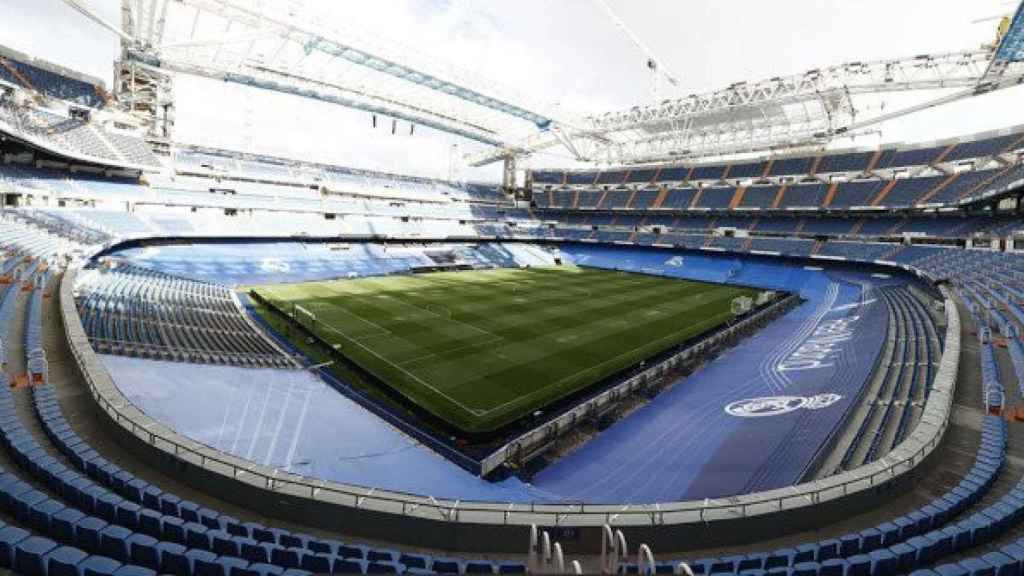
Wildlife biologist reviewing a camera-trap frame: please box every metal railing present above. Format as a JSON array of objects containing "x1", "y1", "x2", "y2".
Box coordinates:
[{"x1": 60, "y1": 263, "x2": 960, "y2": 528}]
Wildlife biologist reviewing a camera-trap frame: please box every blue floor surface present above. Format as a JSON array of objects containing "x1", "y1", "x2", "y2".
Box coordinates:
[{"x1": 97, "y1": 242, "x2": 902, "y2": 504}]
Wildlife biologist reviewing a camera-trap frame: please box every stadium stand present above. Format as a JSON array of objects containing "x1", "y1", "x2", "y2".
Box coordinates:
[
  {"x1": 3, "y1": 74, "x2": 1024, "y2": 570},
  {"x1": 74, "y1": 264, "x2": 290, "y2": 367},
  {"x1": 0, "y1": 51, "x2": 104, "y2": 108}
]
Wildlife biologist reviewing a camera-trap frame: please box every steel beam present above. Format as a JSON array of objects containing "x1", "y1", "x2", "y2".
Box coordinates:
[{"x1": 169, "y1": 0, "x2": 552, "y2": 127}]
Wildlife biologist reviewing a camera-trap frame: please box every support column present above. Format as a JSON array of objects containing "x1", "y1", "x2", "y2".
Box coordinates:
[{"x1": 502, "y1": 155, "x2": 517, "y2": 196}]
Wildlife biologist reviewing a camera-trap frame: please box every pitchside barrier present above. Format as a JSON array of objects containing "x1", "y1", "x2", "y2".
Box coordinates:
[{"x1": 61, "y1": 263, "x2": 960, "y2": 552}]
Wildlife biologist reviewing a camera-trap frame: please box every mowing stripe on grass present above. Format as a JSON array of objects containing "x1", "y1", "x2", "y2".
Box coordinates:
[{"x1": 253, "y1": 267, "x2": 760, "y2": 433}]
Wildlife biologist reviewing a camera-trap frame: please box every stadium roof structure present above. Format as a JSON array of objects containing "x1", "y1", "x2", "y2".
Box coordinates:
[
  {"x1": 65, "y1": 0, "x2": 561, "y2": 147},
  {"x1": 64, "y1": 0, "x2": 1024, "y2": 169}
]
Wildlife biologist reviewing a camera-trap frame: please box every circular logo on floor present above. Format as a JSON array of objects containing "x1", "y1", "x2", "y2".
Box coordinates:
[{"x1": 724, "y1": 394, "x2": 842, "y2": 418}]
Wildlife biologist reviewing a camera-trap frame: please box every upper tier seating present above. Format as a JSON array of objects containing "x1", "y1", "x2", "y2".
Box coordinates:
[
  {"x1": 0, "y1": 56, "x2": 104, "y2": 108},
  {"x1": 0, "y1": 106, "x2": 160, "y2": 168}
]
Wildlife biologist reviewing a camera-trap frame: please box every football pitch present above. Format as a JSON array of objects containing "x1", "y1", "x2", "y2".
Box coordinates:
[{"x1": 252, "y1": 267, "x2": 759, "y2": 434}]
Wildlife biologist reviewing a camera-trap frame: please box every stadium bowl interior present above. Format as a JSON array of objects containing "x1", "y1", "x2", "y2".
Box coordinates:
[{"x1": 0, "y1": 3, "x2": 1023, "y2": 575}]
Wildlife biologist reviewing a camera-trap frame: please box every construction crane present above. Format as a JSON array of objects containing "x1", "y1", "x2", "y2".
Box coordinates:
[{"x1": 592, "y1": 0, "x2": 681, "y2": 101}]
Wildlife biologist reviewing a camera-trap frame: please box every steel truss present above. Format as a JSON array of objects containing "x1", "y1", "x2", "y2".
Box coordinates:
[
  {"x1": 118, "y1": 0, "x2": 553, "y2": 148},
  {"x1": 469, "y1": 48, "x2": 1024, "y2": 167},
  {"x1": 67, "y1": 0, "x2": 1024, "y2": 168}
]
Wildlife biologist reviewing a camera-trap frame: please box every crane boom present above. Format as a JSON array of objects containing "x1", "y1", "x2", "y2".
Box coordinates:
[{"x1": 591, "y1": 0, "x2": 680, "y2": 98}]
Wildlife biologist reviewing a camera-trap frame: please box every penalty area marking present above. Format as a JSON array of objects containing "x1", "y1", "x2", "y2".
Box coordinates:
[{"x1": 308, "y1": 317, "x2": 489, "y2": 416}]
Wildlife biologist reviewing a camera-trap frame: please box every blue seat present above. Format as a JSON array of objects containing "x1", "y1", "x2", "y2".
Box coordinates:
[
  {"x1": 869, "y1": 549, "x2": 897, "y2": 576},
  {"x1": 114, "y1": 566, "x2": 157, "y2": 576},
  {"x1": 299, "y1": 551, "x2": 332, "y2": 573},
  {"x1": 14, "y1": 535, "x2": 58, "y2": 575},
  {"x1": 141, "y1": 486, "x2": 162, "y2": 510},
  {"x1": 793, "y1": 562, "x2": 820, "y2": 576},
  {"x1": 221, "y1": 518, "x2": 245, "y2": 538},
  {"x1": 111, "y1": 471, "x2": 134, "y2": 494},
  {"x1": 14, "y1": 490, "x2": 49, "y2": 522},
  {"x1": 818, "y1": 540, "x2": 840, "y2": 562},
  {"x1": 186, "y1": 549, "x2": 218, "y2": 574},
  {"x1": 305, "y1": 539, "x2": 333, "y2": 555},
  {"x1": 337, "y1": 544, "x2": 367, "y2": 560},
  {"x1": 959, "y1": 558, "x2": 995, "y2": 576},
  {"x1": 333, "y1": 558, "x2": 367, "y2": 575},
  {"x1": 45, "y1": 545, "x2": 89, "y2": 576},
  {"x1": 820, "y1": 558, "x2": 847, "y2": 576},
  {"x1": 277, "y1": 533, "x2": 309, "y2": 550},
  {"x1": 116, "y1": 501, "x2": 142, "y2": 529},
  {"x1": 1001, "y1": 543, "x2": 1024, "y2": 570},
  {"x1": 137, "y1": 509, "x2": 162, "y2": 538},
  {"x1": 210, "y1": 532, "x2": 238, "y2": 557},
  {"x1": 99, "y1": 524, "x2": 132, "y2": 562},
  {"x1": 0, "y1": 525, "x2": 32, "y2": 567},
  {"x1": 859, "y1": 529, "x2": 882, "y2": 553},
  {"x1": 934, "y1": 567, "x2": 969, "y2": 576},
  {"x1": 846, "y1": 555, "x2": 870, "y2": 576},
  {"x1": 839, "y1": 534, "x2": 861, "y2": 557},
  {"x1": 367, "y1": 548, "x2": 397, "y2": 564},
  {"x1": 80, "y1": 555, "x2": 123, "y2": 576},
  {"x1": 767, "y1": 550, "x2": 795, "y2": 570},
  {"x1": 399, "y1": 553, "x2": 430, "y2": 570},
  {"x1": 465, "y1": 560, "x2": 495, "y2": 574},
  {"x1": 743, "y1": 554, "x2": 769, "y2": 572},
  {"x1": 198, "y1": 509, "x2": 221, "y2": 531},
  {"x1": 247, "y1": 562, "x2": 284, "y2": 576},
  {"x1": 270, "y1": 546, "x2": 301, "y2": 569},
  {"x1": 121, "y1": 478, "x2": 147, "y2": 504},
  {"x1": 179, "y1": 500, "x2": 201, "y2": 523},
  {"x1": 889, "y1": 543, "x2": 917, "y2": 574},
  {"x1": 157, "y1": 541, "x2": 187, "y2": 576},
  {"x1": 795, "y1": 545, "x2": 819, "y2": 565},
  {"x1": 185, "y1": 522, "x2": 210, "y2": 550},
  {"x1": 907, "y1": 535, "x2": 935, "y2": 566},
  {"x1": 159, "y1": 493, "x2": 182, "y2": 517},
  {"x1": 127, "y1": 533, "x2": 159, "y2": 570},
  {"x1": 52, "y1": 508, "x2": 86, "y2": 543},
  {"x1": 908, "y1": 510, "x2": 932, "y2": 534},
  {"x1": 162, "y1": 516, "x2": 186, "y2": 544},
  {"x1": 951, "y1": 523, "x2": 975, "y2": 552},
  {"x1": 238, "y1": 538, "x2": 269, "y2": 563},
  {"x1": 247, "y1": 524, "x2": 272, "y2": 544},
  {"x1": 201, "y1": 556, "x2": 249, "y2": 576},
  {"x1": 432, "y1": 558, "x2": 463, "y2": 574},
  {"x1": 80, "y1": 486, "x2": 105, "y2": 514},
  {"x1": 96, "y1": 493, "x2": 123, "y2": 522},
  {"x1": 75, "y1": 516, "x2": 108, "y2": 552},
  {"x1": 497, "y1": 562, "x2": 527, "y2": 574},
  {"x1": 981, "y1": 552, "x2": 1018, "y2": 576},
  {"x1": 29, "y1": 498, "x2": 65, "y2": 533},
  {"x1": 894, "y1": 517, "x2": 917, "y2": 540}
]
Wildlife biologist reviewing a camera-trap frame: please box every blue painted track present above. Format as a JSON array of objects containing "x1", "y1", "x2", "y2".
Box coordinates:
[{"x1": 98, "y1": 242, "x2": 901, "y2": 504}]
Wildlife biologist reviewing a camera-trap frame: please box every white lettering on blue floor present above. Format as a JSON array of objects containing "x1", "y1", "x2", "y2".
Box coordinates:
[
  {"x1": 725, "y1": 393, "x2": 843, "y2": 418},
  {"x1": 777, "y1": 315, "x2": 860, "y2": 372}
]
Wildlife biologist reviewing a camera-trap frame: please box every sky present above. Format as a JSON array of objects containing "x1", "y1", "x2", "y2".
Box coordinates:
[{"x1": 1, "y1": 0, "x2": 1023, "y2": 181}]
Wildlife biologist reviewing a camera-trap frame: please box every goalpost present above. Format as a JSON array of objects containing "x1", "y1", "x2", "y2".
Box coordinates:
[{"x1": 731, "y1": 296, "x2": 753, "y2": 316}]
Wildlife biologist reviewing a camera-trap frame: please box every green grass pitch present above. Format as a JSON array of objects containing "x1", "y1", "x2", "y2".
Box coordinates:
[{"x1": 253, "y1": 267, "x2": 759, "y2": 434}]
